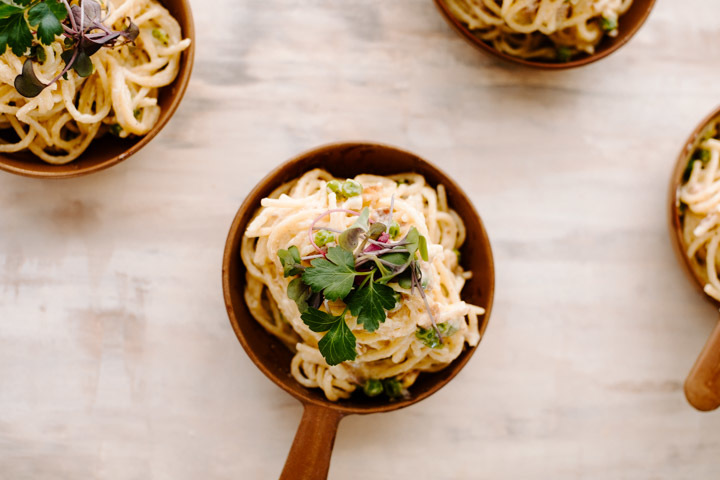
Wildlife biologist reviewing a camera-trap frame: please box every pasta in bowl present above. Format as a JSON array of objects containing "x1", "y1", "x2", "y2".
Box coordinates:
[
  {"x1": 0, "y1": 0, "x2": 194, "y2": 178},
  {"x1": 435, "y1": 0, "x2": 655, "y2": 67}
]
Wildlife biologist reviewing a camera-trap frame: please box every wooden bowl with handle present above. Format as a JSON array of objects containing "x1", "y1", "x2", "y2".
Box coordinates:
[
  {"x1": 222, "y1": 142, "x2": 495, "y2": 479},
  {"x1": 0, "y1": 0, "x2": 195, "y2": 179},
  {"x1": 668, "y1": 106, "x2": 720, "y2": 412},
  {"x1": 433, "y1": 0, "x2": 656, "y2": 69}
]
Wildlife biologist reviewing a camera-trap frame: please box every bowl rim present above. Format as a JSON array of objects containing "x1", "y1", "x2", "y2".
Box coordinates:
[
  {"x1": 668, "y1": 105, "x2": 720, "y2": 305},
  {"x1": 0, "y1": 0, "x2": 196, "y2": 179},
  {"x1": 222, "y1": 141, "x2": 496, "y2": 415},
  {"x1": 433, "y1": 0, "x2": 657, "y2": 70}
]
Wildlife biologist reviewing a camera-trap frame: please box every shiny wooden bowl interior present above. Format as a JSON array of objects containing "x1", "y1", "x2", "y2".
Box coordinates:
[
  {"x1": 222, "y1": 142, "x2": 495, "y2": 479},
  {"x1": 0, "y1": 0, "x2": 195, "y2": 179},
  {"x1": 668, "y1": 105, "x2": 720, "y2": 412},
  {"x1": 434, "y1": 0, "x2": 656, "y2": 69}
]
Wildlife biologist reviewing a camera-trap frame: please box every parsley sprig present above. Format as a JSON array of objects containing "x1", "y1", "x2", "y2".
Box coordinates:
[
  {"x1": 278, "y1": 202, "x2": 444, "y2": 368},
  {"x1": 0, "y1": 0, "x2": 139, "y2": 98}
]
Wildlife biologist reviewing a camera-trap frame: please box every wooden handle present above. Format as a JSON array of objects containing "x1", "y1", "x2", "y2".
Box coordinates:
[
  {"x1": 279, "y1": 404, "x2": 344, "y2": 480},
  {"x1": 685, "y1": 321, "x2": 720, "y2": 411}
]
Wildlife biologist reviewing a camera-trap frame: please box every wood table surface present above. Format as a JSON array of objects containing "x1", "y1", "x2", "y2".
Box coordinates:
[{"x1": 1, "y1": 0, "x2": 719, "y2": 478}]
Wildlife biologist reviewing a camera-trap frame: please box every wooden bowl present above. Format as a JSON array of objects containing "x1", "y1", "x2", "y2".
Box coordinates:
[
  {"x1": 0, "y1": 0, "x2": 195, "y2": 179},
  {"x1": 668, "y1": 105, "x2": 720, "y2": 412},
  {"x1": 434, "y1": 0, "x2": 656, "y2": 69},
  {"x1": 222, "y1": 143, "x2": 495, "y2": 479}
]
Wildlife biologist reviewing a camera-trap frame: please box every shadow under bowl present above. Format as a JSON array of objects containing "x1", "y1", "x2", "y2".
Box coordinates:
[
  {"x1": 434, "y1": 0, "x2": 656, "y2": 69},
  {"x1": 0, "y1": 0, "x2": 195, "y2": 179}
]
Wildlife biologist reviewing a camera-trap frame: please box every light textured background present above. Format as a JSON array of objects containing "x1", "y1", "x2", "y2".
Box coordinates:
[{"x1": 2, "y1": 0, "x2": 720, "y2": 478}]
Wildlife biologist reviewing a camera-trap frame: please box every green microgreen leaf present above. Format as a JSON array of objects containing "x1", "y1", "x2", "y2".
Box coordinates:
[
  {"x1": 346, "y1": 279, "x2": 397, "y2": 332},
  {"x1": 278, "y1": 245, "x2": 303, "y2": 277},
  {"x1": 405, "y1": 227, "x2": 429, "y2": 261},
  {"x1": 350, "y1": 207, "x2": 370, "y2": 231},
  {"x1": 302, "y1": 246, "x2": 359, "y2": 301},
  {"x1": 418, "y1": 235, "x2": 429, "y2": 261},
  {"x1": 287, "y1": 277, "x2": 312, "y2": 313},
  {"x1": 338, "y1": 227, "x2": 363, "y2": 252},
  {"x1": 367, "y1": 222, "x2": 386, "y2": 240},
  {"x1": 379, "y1": 252, "x2": 409, "y2": 266}
]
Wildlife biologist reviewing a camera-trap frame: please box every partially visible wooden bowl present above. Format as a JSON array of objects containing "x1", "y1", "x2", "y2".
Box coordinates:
[
  {"x1": 434, "y1": 0, "x2": 656, "y2": 69},
  {"x1": 668, "y1": 106, "x2": 720, "y2": 412},
  {"x1": 222, "y1": 142, "x2": 495, "y2": 479},
  {"x1": 0, "y1": 0, "x2": 195, "y2": 179}
]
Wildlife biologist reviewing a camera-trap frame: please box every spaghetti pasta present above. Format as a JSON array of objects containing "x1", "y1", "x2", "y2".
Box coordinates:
[
  {"x1": 242, "y1": 169, "x2": 486, "y2": 401},
  {"x1": 679, "y1": 122, "x2": 720, "y2": 302},
  {"x1": 0, "y1": 0, "x2": 191, "y2": 164},
  {"x1": 444, "y1": 0, "x2": 633, "y2": 60}
]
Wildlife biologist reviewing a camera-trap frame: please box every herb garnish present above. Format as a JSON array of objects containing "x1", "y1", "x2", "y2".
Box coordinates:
[
  {"x1": 279, "y1": 201, "x2": 442, "y2": 367},
  {"x1": 0, "y1": 0, "x2": 139, "y2": 98}
]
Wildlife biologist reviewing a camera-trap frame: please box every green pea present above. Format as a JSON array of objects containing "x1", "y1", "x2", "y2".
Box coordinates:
[
  {"x1": 556, "y1": 47, "x2": 572, "y2": 63},
  {"x1": 389, "y1": 221, "x2": 400, "y2": 239},
  {"x1": 363, "y1": 379, "x2": 383, "y2": 397},
  {"x1": 601, "y1": 17, "x2": 618, "y2": 31},
  {"x1": 383, "y1": 378, "x2": 404, "y2": 399},
  {"x1": 109, "y1": 124, "x2": 123, "y2": 137},
  {"x1": 326, "y1": 180, "x2": 342, "y2": 193},
  {"x1": 341, "y1": 179, "x2": 363, "y2": 197},
  {"x1": 314, "y1": 229, "x2": 335, "y2": 247}
]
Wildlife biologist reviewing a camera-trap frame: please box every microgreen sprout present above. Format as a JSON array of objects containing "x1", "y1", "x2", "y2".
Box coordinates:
[
  {"x1": 280, "y1": 204, "x2": 439, "y2": 367},
  {"x1": 3, "y1": 0, "x2": 139, "y2": 98}
]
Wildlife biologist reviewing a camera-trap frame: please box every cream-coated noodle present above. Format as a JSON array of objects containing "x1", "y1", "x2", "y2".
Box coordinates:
[
  {"x1": 242, "y1": 169, "x2": 485, "y2": 401},
  {"x1": 445, "y1": 0, "x2": 633, "y2": 61},
  {"x1": 0, "y1": 0, "x2": 191, "y2": 164},
  {"x1": 679, "y1": 123, "x2": 720, "y2": 302}
]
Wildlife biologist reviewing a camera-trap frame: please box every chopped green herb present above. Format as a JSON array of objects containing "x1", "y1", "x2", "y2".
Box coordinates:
[
  {"x1": 314, "y1": 229, "x2": 335, "y2": 247},
  {"x1": 363, "y1": 379, "x2": 383, "y2": 397},
  {"x1": 416, "y1": 322, "x2": 458, "y2": 349},
  {"x1": 152, "y1": 28, "x2": 169, "y2": 46},
  {"x1": 278, "y1": 245, "x2": 303, "y2": 277},
  {"x1": 388, "y1": 221, "x2": 400, "y2": 239}
]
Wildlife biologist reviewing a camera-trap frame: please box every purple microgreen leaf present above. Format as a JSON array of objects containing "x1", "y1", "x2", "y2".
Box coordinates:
[{"x1": 14, "y1": 58, "x2": 47, "y2": 98}]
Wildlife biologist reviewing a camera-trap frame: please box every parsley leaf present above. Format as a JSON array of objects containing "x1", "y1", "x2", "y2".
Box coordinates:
[
  {"x1": 318, "y1": 316, "x2": 356, "y2": 365},
  {"x1": 0, "y1": 11, "x2": 32, "y2": 56},
  {"x1": 346, "y1": 280, "x2": 397, "y2": 332},
  {"x1": 302, "y1": 246, "x2": 358, "y2": 301},
  {"x1": 300, "y1": 307, "x2": 357, "y2": 366},
  {"x1": 300, "y1": 307, "x2": 340, "y2": 332},
  {"x1": 278, "y1": 245, "x2": 303, "y2": 277},
  {"x1": 28, "y1": 1, "x2": 67, "y2": 45}
]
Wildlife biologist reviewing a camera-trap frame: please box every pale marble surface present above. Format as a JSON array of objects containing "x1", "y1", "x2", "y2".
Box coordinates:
[{"x1": 2, "y1": 0, "x2": 720, "y2": 478}]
